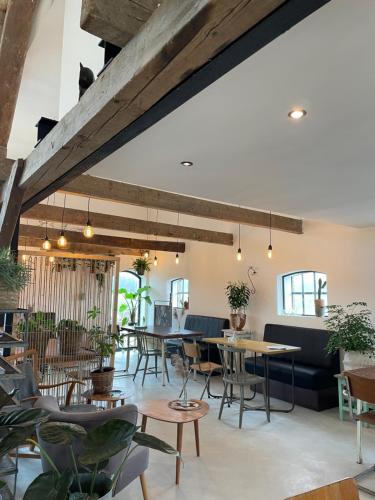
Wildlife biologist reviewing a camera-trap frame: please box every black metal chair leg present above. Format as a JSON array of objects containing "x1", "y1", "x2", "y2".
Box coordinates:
[
  {"x1": 155, "y1": 354, "x2": 158, "y2": 378},
  {"x1": 133, "y1": 353, "x2": 143, "y2": 381},
  {"x1": 142, "y1": 355, "x2": 149, "y2": 386},
  {"x1": 219, "y1": 382, "x2": 228, "y2": 420}
]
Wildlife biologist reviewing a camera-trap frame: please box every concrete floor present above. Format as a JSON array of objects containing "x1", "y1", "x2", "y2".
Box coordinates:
[{"x1": 11, "y1": 351, "x2": 375, "y2": 499}]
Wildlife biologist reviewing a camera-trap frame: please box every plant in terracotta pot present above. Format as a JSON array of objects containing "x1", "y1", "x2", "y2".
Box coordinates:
[
  {"x1": 325, "y1": 302, "x2": 375, "y2": 370},
  {"x1": 88, "y1": 306, "x2": 124, "y2": 394},
  {"x1": 118, "y1": 286, "x2": 152, "y2": 326},
  {"x1": 132, "y1": 257, "x2": 151, "y2": 276},
  {"x1": 0, "y1": 248, "x2": 31, "y2": 310},
  {"x1": 314, "y1": 278, "x2": 327, "y2": 317},
  {"x1": 225, "y1": 281, "x2": 251, "y2": 331}
]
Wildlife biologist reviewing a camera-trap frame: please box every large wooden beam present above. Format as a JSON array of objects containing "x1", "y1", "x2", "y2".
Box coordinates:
[
  {"x1": 62, "y1": 176, "x2": 303, "y2": 234},
  {"x1": 24, "y1": 203, "x2": 233, "y2": 245},
  {"x1": 18, "y1": 0, "x2": 286, "y2": 210},
  {"x1": 81, "y1": 0, "x2": 159, "y2": 48},
  {"x1": 19, "y1": 224, "x2": 185, "y2": 253},
  {"x1": 0, "y1": 159, "x2": 24, "y2": 247},
  {"x1": 0, "y1": 0, "x2": 39, "y2": 147}
]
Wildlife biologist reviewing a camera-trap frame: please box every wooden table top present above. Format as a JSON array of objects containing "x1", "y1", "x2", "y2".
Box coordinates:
[
  {"x1": 137, "y1": 399, "x2": 209, "y2": 423},
  {"x1": 124, "y1": 325, "x2": 203, "y2": 340},
  {"x1": 203, "y1": 337, "x2": 301, "y2": 355},
  {"x1": 343, "y1": 366, "x2": 375, "y2": 379},
  {"x1": 82, "y1": 389, "x2": 129, "y2": 401}
]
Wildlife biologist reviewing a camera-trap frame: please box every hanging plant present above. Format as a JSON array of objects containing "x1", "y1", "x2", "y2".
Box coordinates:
[{"x1": 132, "y1": 257, "x2": 151, "y2": 276}]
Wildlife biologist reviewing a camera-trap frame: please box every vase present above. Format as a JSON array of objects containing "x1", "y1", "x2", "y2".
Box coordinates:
[
  {"x1": 343, "y1": 351, "x2": 375, "y2": 371},
  {"x1": 314, "y1": 299, "x2": 326, "y2": 317},
  {"x1": 129, "y1": 309, "x2": 136, "y2": 325},
  {"x1": 91, "y1": 366, "x2": 115, "y2": 394},
  {"x1": 230, "y1": 313, "x2": 246, "y2": 331}
]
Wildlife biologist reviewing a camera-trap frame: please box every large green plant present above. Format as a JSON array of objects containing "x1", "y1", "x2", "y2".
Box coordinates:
[
  {"x1": 24, "y1": 418, "x2": 176, "y2": 499},
  {"x1": 225, "y1": 281, "x2": 251, "y2": 312},
  {"x1": 325, "y1": 302, "x2": 375, "y2": 355},
  {"x1": 118, "y1": 286, "x2": 152, "y2": 326},
  {"x1": 0, "y1": 248, "x2": 31, "y2": 292}
]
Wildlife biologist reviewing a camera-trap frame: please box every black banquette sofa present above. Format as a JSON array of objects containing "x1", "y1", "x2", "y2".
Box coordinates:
[{"x1": 245, "y1": 323, "x2": 340, "y2": 411}]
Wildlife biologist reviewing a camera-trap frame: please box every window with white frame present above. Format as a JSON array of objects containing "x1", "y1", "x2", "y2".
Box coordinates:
[
  {"x1": 170, "y1": 278, "x2": 189, "y2": 308},
  {"x1": 280, "y1": 271, "x2": 327, "y2": 316}
]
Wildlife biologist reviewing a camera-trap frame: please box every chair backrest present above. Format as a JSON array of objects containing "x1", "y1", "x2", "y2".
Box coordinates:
[
  {"x1": 217, "y1": 344, "x2": 246, "y2": 382},
  {"x1": 183, "y1": 341, "x2": 201, "y2": 360},
  {"x1": 3, "y1": 349, "x2": 41, "y2": 404},
  {"x1": 285, "y1": 478, "x2": 359, "y2": 499},
  {"x1": 137, "y1": 330, "x2": 159, "y2": 354},
  {"x1": 345, "y1": 368, "x2": 375, "y2": 405}
]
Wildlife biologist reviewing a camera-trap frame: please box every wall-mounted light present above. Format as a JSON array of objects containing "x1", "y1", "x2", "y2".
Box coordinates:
[
  {"x1": 267, "y1": 210, "x2": 273, "y2": 259},
  {"x1": 83, "y1": 197, "x2": 94, "y2": 238}
]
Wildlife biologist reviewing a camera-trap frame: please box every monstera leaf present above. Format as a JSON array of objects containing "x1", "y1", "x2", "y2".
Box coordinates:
[
  {"x1": 133, "y1": 431, "x2": 177, "y2": 455},
  {"x1": 79, "y1": 419, "x2": 136, "y2": 465},
  {"x1": 39, "y1": 422, "x2": 87, "y2": 446}
]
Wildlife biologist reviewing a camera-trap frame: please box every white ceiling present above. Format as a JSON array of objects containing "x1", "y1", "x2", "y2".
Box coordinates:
[{"x1": 89, "y1": 0, "x2": 375, "y2": 227}]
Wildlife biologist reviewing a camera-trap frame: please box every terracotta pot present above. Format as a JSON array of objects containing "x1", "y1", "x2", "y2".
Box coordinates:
[
  {"x1": 91, "y1": 367, "x2": 114, "y2": 394},
  {"x1": 0, "y1": 283, "x2": 19, "y2": 310},
  {"x1": 343, "y1": 351, "x2": 375, "y2": 371},
  {"x1": 230, "y1": 313, "x2": 246, "y2": 331},
  {"x1": 314, "y1": 299, "x2": 326, "y2": 317}
]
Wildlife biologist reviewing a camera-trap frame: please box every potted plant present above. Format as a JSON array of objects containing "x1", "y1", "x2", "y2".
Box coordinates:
[
  {"x1": 57, "y1": 319, "x2": 86, "y2": 357},
  {"x1": 132, "y1": 257, "x2": 151, "y2": 276},
  {"x1": 315, "y1": 278, "x2": 327, "y2": 317},
  {"x1": 118, "y1": 286, "x2": 152, "y2": 326},
  {"x1": 325, "y1": 302, "x2": 375, "y2": 370},
  {"x1": 225, "y1": 281, "x2": 251, "y2": 331},
  {"x1": 88, "y1": 306, "x2": 123, "y2": 394},
  {"x1": 17, "y1": 311, "x2": 56, "y2": 363},
  {"x1": 0, "y1": 248, "x2": 31, "y2": 309}
]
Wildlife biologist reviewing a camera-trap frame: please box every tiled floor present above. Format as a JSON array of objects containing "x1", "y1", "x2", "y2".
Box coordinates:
[{"x1": 11, "y1": 351, "x2": 375, "y2": 499}]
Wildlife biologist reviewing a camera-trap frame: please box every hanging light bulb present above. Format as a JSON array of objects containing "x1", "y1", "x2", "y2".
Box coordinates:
[
  {"x1": 237, "y1": 248, "x2": 242, "y2": 261},
  {"x1": 21, "y1": 254, "x2": 27, "y2": 262},
  {"x1": 49, "y1": 255, "x2": 55, "y2": 263},
  {"x1": 42, "y1": 236, "x2": 52, "y2": 251},
  {"x1": 144, "y1": 250, "x2": 149, "y2": 258},
  {"x1": 175, "y1": 253, "x2": 179, "y2": 264},
  {"x1": 267, "y1": 210, "x2": 273, "y2": 259},
  {"x1": 236, "y1": 221, "x2": 242, "y2": 261},
  {"x1": 83, "y1": 198, "x2": 94, "y2": 238},
  {"x1": 154, "y1": 255, "x2": 158, "y2": 267},
  {"x1": 57, "y1": 231, "x2": 67, "y2": 248}
]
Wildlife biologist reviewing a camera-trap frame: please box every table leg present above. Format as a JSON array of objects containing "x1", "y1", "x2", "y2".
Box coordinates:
[
  {"x1": 357, "y1": 398, "x2": 363, "y2": 464},
  {"x1": 193, "y1": 420, "x2": 200, "y2": 457},
  {"x1": 121, "y1": 398, "x2": 125, "y2": 406},
  {"x1": 125, "y1": 334, "x2": 130, "y2": 372},
  {"x1": 193, "y1": 339, "x2": 197, "y2": 381},
  {"x1": 176, "y1": 423, "x2": 183, "y2": 485},
  {"x1": 265, "y1": 355, "x2": 270, "y2": 421},
  {"x1": 87, "y1": 398, "x2": 92, "y2": 405},
  {"x1": 141, "y1": 415, "x2": 147, "y2": 432},
  {"x1": 161, "y1": 340, "x2": 166, "y2": 386}
]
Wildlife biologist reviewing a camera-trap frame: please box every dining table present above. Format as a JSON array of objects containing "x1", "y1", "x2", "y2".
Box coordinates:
[
  {"x1": 203, "y1": 337, "x2": 301, "y2": 421},
  {"x1": 123, "y1": 325, "x2": 203, "y2": 385}
]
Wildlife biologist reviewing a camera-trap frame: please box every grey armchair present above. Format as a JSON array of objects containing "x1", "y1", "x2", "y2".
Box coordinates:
[{"x1": 34, "y1": 397, "x2": 150, "y2": 499}]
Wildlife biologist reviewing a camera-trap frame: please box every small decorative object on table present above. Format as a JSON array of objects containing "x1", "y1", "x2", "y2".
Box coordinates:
[
  {"x1": 171, "y1": 353, "x2": 196, "y2": 408},
  {"x1": 314, "y1": 277, "x2": 327, "y2": 317},
  {"x1": 168, "y1": 399, "x2": 202, "y2": 411}
]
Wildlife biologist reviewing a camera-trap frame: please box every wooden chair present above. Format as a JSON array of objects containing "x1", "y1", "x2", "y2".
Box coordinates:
[
  {"x1": 345, "y1": 367, "x2": 375, "y2": 496},
  {"x1": 285, "y1": 478, "x2": 359, "y2": 499},
  {"x1": 179, "y1": 342, "x2": 222, "y2": 400}
]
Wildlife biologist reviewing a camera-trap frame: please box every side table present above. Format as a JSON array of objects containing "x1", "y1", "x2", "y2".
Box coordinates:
[{"x1": 82, "y1": 389, "x2": 130, "y2": 409}]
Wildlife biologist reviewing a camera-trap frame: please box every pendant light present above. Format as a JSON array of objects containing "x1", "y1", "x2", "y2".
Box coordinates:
[
  {"x1": 82, "y1": 197, "x2": 94, "y2": 238},
  {"x1": 58, "y1": 194, "x2": 68, "y2": 248},
  {"x1": 236, "y1": 222, "x2": 242, "y2": 261},
  {"x1": 154, "y1": 254, "x2": 158, "y2": 266},
  {"x1": 49, "y1": 256, "x2": 55, "y2": 263},
  {"x1": 267, "y1": 210, "x2": 273, "y2": 259},
  {"x1": 175, "y1": 212, "x2": 180, "y2": 264},
  {"x1": 42, "y1": 198, "x2": 52, "y2": 250}
]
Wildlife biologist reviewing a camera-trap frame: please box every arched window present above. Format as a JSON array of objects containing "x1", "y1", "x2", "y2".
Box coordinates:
[
  {"x1": 170, "y1": 278, "x2": 189, "y2": 308},
  {"x1": 280, "y1": 271, "x2": 327, "y2": 316},
  {"x1": 118, "y1": 270, "x2": 142, "y2": 324}
]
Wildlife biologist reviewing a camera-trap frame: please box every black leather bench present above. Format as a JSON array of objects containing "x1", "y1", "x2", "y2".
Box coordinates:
[{"x1": 245, "y1": 323, "x2": 340, "y2": 411}]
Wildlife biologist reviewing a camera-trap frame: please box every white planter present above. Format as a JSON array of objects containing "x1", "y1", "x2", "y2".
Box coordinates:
[
  {"x1": 314, "y1": 299, "x2": 326, "y2": 317},
  {"x1": 343, "y1": 351, "x2": 375, "y2": 371}
]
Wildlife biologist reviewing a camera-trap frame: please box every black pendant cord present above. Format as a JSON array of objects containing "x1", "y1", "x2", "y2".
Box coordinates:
[
  {"x1": 177, "y1": 212, "x2": 180, "y2": 255},
  {"x1": 238, "y1": 222, "x2": 241, "y2": 249},
  {"x1": 87, "y1": 197, "x2": 91, "y2": 223},
  {"x1": 61, "y1": 194, "x2": 67, "y2": 231},
  {"x1": 45, "y1": 196, "x2": 50, "y2": 239},
  {"x1": 269, "y1": 210, "x2": 272, "y2": 246}
]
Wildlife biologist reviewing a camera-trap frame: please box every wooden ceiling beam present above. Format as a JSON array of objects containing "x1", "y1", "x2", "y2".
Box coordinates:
[
  {"x1": 0, "y1": 0, "x2": 39, "y2": 147},
  {"x1": 81, "y1": 0, "x2": 159, "y2": 47},
  {"x1": 19, "y1": 224, "x2": 185, "y2": 253},
  {"x1": 24, "y1": 203, "x2": 233, "y2": 246},
  {"x1": 16, "y1": 0, "x2": 286, "y2": 210},
  {"x1": 0, "y1": 159, "x2": 24, "y2": 247},
  {"x1": 62, "y1": 176, "x2": 303, "y2": 234}
]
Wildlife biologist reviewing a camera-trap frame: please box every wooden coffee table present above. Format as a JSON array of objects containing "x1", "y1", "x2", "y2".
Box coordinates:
[
  {"x1": 137, "y1": 399, "x2": 209, "y2": 485},
  {"x1": 82, "y1": 389, "x2": 129, "y2": 409}
]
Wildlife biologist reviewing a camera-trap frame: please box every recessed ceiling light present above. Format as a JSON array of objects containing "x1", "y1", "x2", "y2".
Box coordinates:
[
  {"x1": 288, "y1": 109, "x2": 307, "y2": 120},
  {"x1": 180, "y1": 161, "x2": 193, "y2": 167}
]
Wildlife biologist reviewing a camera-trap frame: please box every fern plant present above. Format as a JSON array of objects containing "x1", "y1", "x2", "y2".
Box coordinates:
[{"x1": 0, "y1": 248, "x2": 31, "y2": 292}]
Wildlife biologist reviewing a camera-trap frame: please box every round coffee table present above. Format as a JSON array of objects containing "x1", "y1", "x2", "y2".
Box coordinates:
[
  {"x1": 137, "y1": 399, "x2": 209, "y2": 485},
  {"x1": 82, "y1": 389, "x2": 129, "y2": 409}
]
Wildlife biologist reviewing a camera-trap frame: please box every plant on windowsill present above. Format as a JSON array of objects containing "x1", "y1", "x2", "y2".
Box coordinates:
[
  {"x1": 0, "y1": 247, "x2": 31, "y2": 310},
  {"x1": 314, "y1": 278, "x2": 327, "y2": 317},
  {"x1": 132, "y1": 257, "x2": 151, "y2": 276},
  {"x1": 88, "y1": 306, "x2": 124, "y2": 394},
  {"x1": 225, "y1": 281, "x2": 251, "y2": 331},
  {"x1": 118, "y1": 286, "x2": 152, "y2": 326},
  {"x1": 325, "y1": 302, "x2": 375, "y2": 370}
]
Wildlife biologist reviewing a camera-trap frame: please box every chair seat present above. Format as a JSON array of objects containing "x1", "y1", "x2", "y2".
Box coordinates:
[
  {"x1": 191, "y1": 361, "x2": 222, "y2": 372},
  {"x1": 223, "y1": 372, "x2": 265, "y2": 386}
]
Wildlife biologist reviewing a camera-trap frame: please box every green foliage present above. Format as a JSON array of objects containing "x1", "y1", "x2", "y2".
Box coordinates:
[
  {"x1": 39, "y1": 422, "x2": 87, "y2": 446},
  {"x1": 118, "y1": 286, "x2": 152, "y2": 326},
  {"x1": 57, "y1": 320, "x2": 85, "y2": 334},
  {"x1": 132, "y1": 257, "x2": 151, "y2": 275},
  {"x1": 317, "y1": 278, "x2": 327, "y2": 300},
  {"x1": 225, "y1": 281, "x2": 251, "y2": 311},
  {"x1": 18, "y1": 311, "x2": 56, "y2": 335},
  {"x1": 325, "y1": 302, "x2": 375, "y2": 355},
  {"x1": 0, "y1": 247, "x2": 31, "y2": 292}
]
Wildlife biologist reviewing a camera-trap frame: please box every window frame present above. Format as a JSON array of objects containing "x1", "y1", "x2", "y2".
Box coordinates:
[
  {"x1": 170, "y1": 278, "x2": 189, "y2": 309},
  {"x1": 281, "y1": 270, "x2": 327, "y2": 317}
]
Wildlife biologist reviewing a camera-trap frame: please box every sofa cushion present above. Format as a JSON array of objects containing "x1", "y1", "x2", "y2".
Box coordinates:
[
  {"x1": 263, "y1": 323, "x2": 340, "y2": 371},
  {"x1": 184, "y1": 315, "x2": 229, "y2": 339},
  {"x1": 245, "y1": 358, "x2": 337, "y2": 391}
]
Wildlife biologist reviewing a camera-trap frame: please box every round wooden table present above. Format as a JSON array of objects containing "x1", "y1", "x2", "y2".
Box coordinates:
[
  {"x1": 137, "y1": 399, "x2": 209, "y2": 485},
  {"x1": 82, "y1": 389, "x2": 129, "y2": 409}
]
